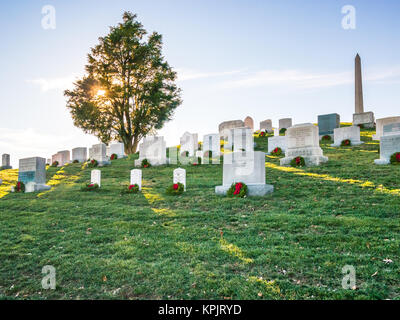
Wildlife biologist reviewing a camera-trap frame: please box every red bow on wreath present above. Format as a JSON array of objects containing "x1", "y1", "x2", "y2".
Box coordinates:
[
  {"x1": 396, "y1": 153, "x2": 400, "y2": 162},
  {"x1": 173, "y1": 183, "x2": 179, "y2": 190},
  {"x1": 295, "y1": 157, "x2": 301, "y2": 164},
  {"x1": 233, "y1": 183, "x2": 243, "y2": 195}
]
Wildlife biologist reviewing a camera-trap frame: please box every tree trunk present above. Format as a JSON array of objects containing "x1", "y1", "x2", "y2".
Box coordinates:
[{"x1": 125, "y1": 136, "x2": 139, "y2": 154}]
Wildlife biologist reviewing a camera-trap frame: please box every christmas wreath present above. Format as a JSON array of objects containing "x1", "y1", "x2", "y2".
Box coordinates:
[
  {"x1": 127, "y1": 184, "x2": 140, "y2": 193},
  {"x1": 166, "y1": 182, "x2": 184, "y2": 195},
  {"x1": 81, "y1": 183, "x2": 99, "y2": 192},
  {"x1": 110, "y1": 153, "x2": 118, "y2": 160},
  {"x1": 227, "y1": 182, "x2": 248, "y2": 198},
  {"x1": 322, "y1": 135, "x2": 332, "y2": 141},
  {"x1": 279, "y1": 128, "x2": 287, "y2": 135},
  {"x1": 290, "y1": 156, "x2": 305, "y2": 167},
  {"x1": 259, "y1": 131, "x2": 266, "y2": 137},
  {"x1": 51, "y1": 161, "x2": 59, "y2": 167},
  {"x1": 14, "y1": 181, "x2": 25, "y2": 193},
  {"x1": 271, "y1": 147, "x2": 282, "y2": 156},
  {"x1": 141, "y1": 159, "x2": 151, "y2": 168},
  {"x1": 87, "y1": 159, "x2": 98, "y2": 168},
  {"x1": 390, "y1": 152, "x2": 400, "y2": 165},
  {"x1": 341, "y1": 139, "x2": 351, "y2": 147}
]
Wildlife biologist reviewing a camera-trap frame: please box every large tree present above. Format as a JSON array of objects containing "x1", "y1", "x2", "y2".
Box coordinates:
[{"x1": 65, "y1": 12, "x2": 182, "y2": 154}]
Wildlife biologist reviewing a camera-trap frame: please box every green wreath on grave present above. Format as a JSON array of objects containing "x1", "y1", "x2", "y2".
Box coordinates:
[
  {"x1": 14, "y1": 181, "x2": 25, "y2": 193},
  {"x1": 390, "y1": 152, "x2": 400, "y2": 165},
  {"x1": 322, "y1": 135, "x2": 332, "y2": 142},
  {"x1": 279, "y1": 128, "x2": 287, "y2": 135},
  {"x1": 72, "y1": 160, "x2": 79, "y2": 164},
  {"x1": 166, "y1": 182, "x2": 184, "y2": 195},
  {"x1": 127, "y1": 184, "x2": 140, "y2": 193},
  {"x1": 290, "y1": 156, "x2": 305, "y2": 167},
  {"x1": 341, "y1": 139, "x2": 351, "y2": 147},
  {"x1": 51, "y1": 161, "x2": 59, "y2": 167},
  {"x1": 141, "y1": 159, "x2": 151, "y2": 168},
  {"x1": 87, "y1": 159, "x2": 98, "y2": 168},
  {"x1": 271, "y1": 147, "x2": 282, "y2": 156},
  {"x1": 259, "y1": 131, "x2": 266, "y2": 137},
  {"x1": 81, "y1": 183, "x2": 99, "y2": 192},
  {"x1": 110, "y1": 153, "x2": 118, "y2": 160},
  {"x1": 227, "y1": 182, "x2": 248, "y2": 198}
]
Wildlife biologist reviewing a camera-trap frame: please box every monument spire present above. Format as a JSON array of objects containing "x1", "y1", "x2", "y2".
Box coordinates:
[{"x1": 355, "y1": 53, "x2": 364, "y2": 114}]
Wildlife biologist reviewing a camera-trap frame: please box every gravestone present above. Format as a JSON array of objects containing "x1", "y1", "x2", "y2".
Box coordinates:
[
  {"x1": 173, "y1": 168, "x2": 186, "y2": 191},
  {"x1": 244, "y1": 116, "x2": 254, "y2": 130},
  {"x1": 109, "y1": 142, "x2": 126, "y2": 158},
  {"x1": 260, "y1": 120, "x2": 273, "y2": 133},
  {"x1": 232, "y1": 127, "x2": 254, "y2": 153},
  {"x1": 279, "y1": 118, "x2": 292, "y2": 131},
  {"x1": 88, "y1": 147, "x2": 94, "y2": 160},
  {"x1": 215, "y1": 151, "x2": 273, "y2": 196},
  {"x1": 180, "y1": 132, "x2": 198, "y2": 156},
  {"x1": 280, "y1": 123, "x2": 328, "y2": 166},
  {"x1": 134, "y1": 136, "x2": 167, "y2": 166},
  {"x1": 91, "y1": 170, "x2": 101, "y2": 187},
  {"x1": 372, "y1": 116, "x2": 400, "y2": 140},
  {"x1": 46, "y1": 159, "x2": 51, "y2": 165},
  {"x1": 331, "y1": 126, "x2": 363, "y2": 147},
  {"x1": 91, "y1": 143, "x2": 111, "y2": 166},
  {"x1": 52, "y1": 150, "x2": 70, "y2": 167},
  {"x1": 130, "y1": 169, "x2": 142, "y2": 190},
  {"x1": 318, "y1": 113, "x2": 340, "y2": 137},
  {"x1": 219, "y1": 120, "x2": 245, "y2": 139},
  {"x1": 203, "y1": 134, "x2": 220, "y2": 163},
  {"x1": 51, "y1": 153, "x2": 62, "y2": 166},
  {"x1": 374, "y1": 134, "x2": 400, "y2": 165},
  {"x1": 72, "y1": 147, "x2": 87, "y2": 163},
  {"x1": 1, "y1": 154, "x2": 12, "y2": 169},
  {"x1": 18, "y1": 157, "x2": 50, "y2": 192},
  {"x1": 267, "y1": 136, "x2": 287, "y2": 154}
]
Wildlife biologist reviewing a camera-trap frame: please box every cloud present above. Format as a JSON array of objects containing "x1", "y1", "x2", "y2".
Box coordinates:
[
  {"x1": 220, "y1": 67, "x2": 400, "y2": 90},
  {"x1": 26, "y1": 74, "x2": 80, "y2": 92},
  {"x1": 176, "y1": 68, "x2": 244, "y2": 81}
]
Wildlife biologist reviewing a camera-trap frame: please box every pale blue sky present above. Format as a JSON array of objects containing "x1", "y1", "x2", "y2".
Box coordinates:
[{"x1": 1, "y1": 0, "x2": 400, "y2": 167}]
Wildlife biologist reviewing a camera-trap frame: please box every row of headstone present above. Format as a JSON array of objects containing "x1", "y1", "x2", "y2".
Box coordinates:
[
  {"x1": 51, "y1": 150, "x2": 70, "y2": 167},
  {"x1": 89, "y1": 143, "x2": 111, "y2": 166},
  {"x1": 91, "y1": 167, "x2": 186, "y2": 191},
  {"x1": 372, "y1": 116, "x2": 400, "y2": 141}
]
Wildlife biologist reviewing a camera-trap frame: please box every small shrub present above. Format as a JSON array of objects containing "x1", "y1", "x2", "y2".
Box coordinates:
[
  {"x1": 290, "y1": 156, "x2": 305, "y2": 167},
  {"x1": 166, "y1": 182, "x2": 185, "y2": 195},
  {"x1": 227, "y1": 182, "x2": 248, "y2": 198}
]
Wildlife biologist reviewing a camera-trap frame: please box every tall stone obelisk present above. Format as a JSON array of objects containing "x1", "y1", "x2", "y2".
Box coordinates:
[
  {"x1": 355, "y1": 54, "x2": 364, "y2": 114},
  {"x1": 353, "y1": 54, "x2": 374, "y2": 128}
]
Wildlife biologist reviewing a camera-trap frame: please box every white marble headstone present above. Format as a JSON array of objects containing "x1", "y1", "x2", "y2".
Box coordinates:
[
  {"x1": 173, "y1": 168, "x2": 186, "y2": 191},
  {"x1": 130, "y1": 169, "x2": 142, "y2": 190},
  {"x1": 91, "y1": 170, "x2": 101, "y2": 187}
]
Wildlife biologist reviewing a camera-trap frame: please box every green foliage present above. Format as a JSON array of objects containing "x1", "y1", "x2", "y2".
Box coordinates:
[
  {"x1": 322, "y1": 135, "x2": 332, "y2": 142},
  {"x1": 341, "y1": 139, "x2": 351, "y2": 147},
  {"x1": 14, "y1": 181, "x2": 25, "y2": 193},
  {"x1": 81, "y1": 183, "x2": 99, "y2": 192},
  {"x1": 73, "y1": 160, "x2": 79, "y2": 164},
  {"x1": 166, "y1": 182, "x2": 184, "y2": 195},
  {"x1": 227, "y1": 182, "x2": 248, "y2": 198},
  {"x1": 64, "y1": 12, "x2": 182, "y2": 154},
  {"x1": 180, "y1": 151, "x2": 189, "y2": 157},
  {"x1": 279, "y1": 128, "x2": 287, "y2": 135},
  {"x1": 390, "y1": 152, "x2": 400, "y2": 165},
  {"x1": 124, "y1": 184, "x2": 140, "y2": 194},
  {"x1": 110, "y1": 154, "x2": 118, "y2": 160},
  {"x1": 51, "y1": 161, "x2": 59, "y2": 167},
  {"x1": 290, "y1": 156, "x2": 305, "y2": 167}
]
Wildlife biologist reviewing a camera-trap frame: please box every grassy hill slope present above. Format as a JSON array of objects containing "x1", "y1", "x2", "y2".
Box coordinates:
[{"x1": 0, "y1": 126, "x2": 399, "y2": 300}]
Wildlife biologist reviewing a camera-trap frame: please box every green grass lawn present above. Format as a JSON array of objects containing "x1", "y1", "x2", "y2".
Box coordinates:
[{"x1": 0, "y1": 126, "x2": 399, "y2": 300}]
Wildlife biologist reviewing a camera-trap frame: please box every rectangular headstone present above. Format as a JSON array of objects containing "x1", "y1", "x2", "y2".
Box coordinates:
[
  {"x1": 318, "y1": 113, "x2": 340, "y2": 136},
  {"x1": 203, "y1": 134, "x2": 220, "y2": 158},
  {"x1": 280, "y1": 123, "x2": 328, "y2": 166},
  {"x1": 18, "y1": 157, "x2": 50, "y2": 192},
  {"x1": 332, "y1": 126, "x2": 363, "y2": 147},
  {"x1": 130, "y1": 169, "x2": 142, "y2": 190},
  {"x1": 374, "y1": 134, "x2": 400, "y2": 165},
  {"x1": 91, "y1": 170, "x2": 101, "y2": 187},
  {"x1": 267, "y1": 136, "x2": 287, "y2": 154},
  {"x1": 180, "y1": 132, "x2": 198, "y2": 156},
  {"x1": 91, "y1": 143, "x2": 110, "y2": 166},
  {"x1": 173, "y1": 168, "x2": 186, "y2": 191},
  {"x1": 1, "y1": 154, "x2": 12, "y2": 169},
  {"x1": 72, "y1": 147, "x2": 87, "y2": 163},
  {"x1": 135, "y1": 136, "x2": 167, "y2": 166},
  {"x1": 215, "y1": 151, "x2": 273, "y2": 196},
  {"x1": 109, "y1": 142, "x2": 126, "y2": 158},
  {"x1": 279, "y1": 118, "x2": 292, "y2": 131},
  {"x1": 260, "y1": 120, "x2": 273, "y2": 133},
  {"x1": 232, "y1": 127, "x2": 254, "y2": 153},
  {"x1": 57, "y1": 150, "x2": 71, "y2": 166},
  {"x1": 353, "y1": 112, "x2": 375, "y2": 128}
]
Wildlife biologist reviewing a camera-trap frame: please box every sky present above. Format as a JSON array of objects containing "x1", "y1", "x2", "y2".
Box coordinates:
[{"x1": 1, "y1": 0, "x2": 400, "y2": 167}]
